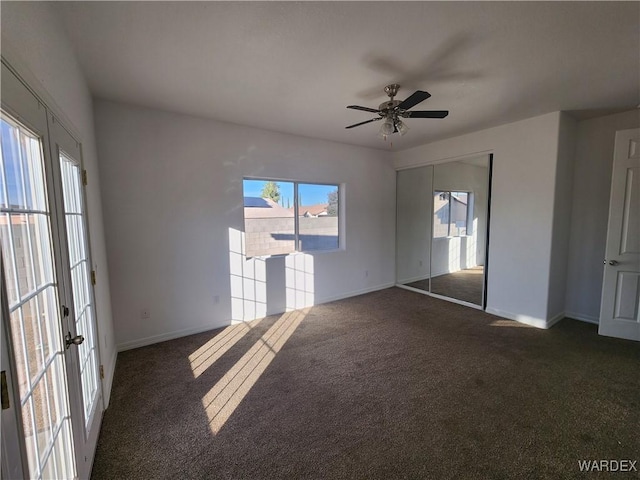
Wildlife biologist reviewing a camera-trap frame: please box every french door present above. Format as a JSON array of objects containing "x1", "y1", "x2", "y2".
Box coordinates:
[{"x1": 1, "y1": 62, "x2": 102, "y2": 478}]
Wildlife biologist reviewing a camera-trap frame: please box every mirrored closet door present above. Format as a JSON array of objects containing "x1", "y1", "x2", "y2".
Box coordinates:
[{"x1": 396, "y1": 155, "x2": 492, "y2": 308}]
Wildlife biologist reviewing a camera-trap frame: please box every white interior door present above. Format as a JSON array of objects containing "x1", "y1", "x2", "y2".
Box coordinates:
[{"x1": 599, "y1": 128, "x2": 640, "y2": 341}]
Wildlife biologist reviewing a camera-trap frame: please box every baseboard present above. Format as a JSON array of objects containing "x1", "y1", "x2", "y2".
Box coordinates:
[
  {"x1": 546, "y1": 311, "x2": 565, "y2": 329},
  {"x1": 314, "y1": 283, "x2": 396, "y2": 306},
  {"x1": 398, "y1": 273, "x2": 452, "y2": 284},
  {"x1": 564, "y1": 311, "x2": 599, "y2": 325},
  {"x1": 397, "y1": 275, "x2": 429, "y2": 284},
  {"x1": 429, "y1": 270, "x2": 450, "y2": 279},
  {"x1": 102, "y1": 350, "x2": 118, "y2": 409},
  {"x1": 116, "y1": 323, "x2": 227, "y2": 352},
  {"x1": 485, "y1": 307, "x2": 563, "y2": 329},
  {"x1": 116, "y1": 283, "x2": 395, "y2": 352},
  {"x1": 396, "y1": 283, "x2": 430, "y2": 295}
]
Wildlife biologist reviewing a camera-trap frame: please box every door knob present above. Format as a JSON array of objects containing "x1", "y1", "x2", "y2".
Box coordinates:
[
  {"x1": 608, "y1": 260, "x2": 619, "y2": 266},
  {"x1": 65, "y1": 332, "x2": 84, "y2": 349}
]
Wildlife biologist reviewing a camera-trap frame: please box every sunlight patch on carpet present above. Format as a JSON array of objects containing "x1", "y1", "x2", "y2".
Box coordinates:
[
  {"x1": 489, "y1": 319, "x2": 531, "y2": 328},
  {"x1": 202, "y1": 308, "x2": 309, "y2": 434},
  {"x1": 189, "y1": 319, "x2": 264, "y2": 378}
]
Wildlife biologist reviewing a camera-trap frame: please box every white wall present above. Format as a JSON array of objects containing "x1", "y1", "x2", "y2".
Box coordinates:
[
  {"x1": 1, "y1": 3, "x2": 117, "y2": 404},
  {"x1": 394, "y1": 112, "x2": 563, "y2": 327},
  {"x1": 94, "y1": 100, "x2": 396, "y2": 350},
  {"x1": 547, "y1": 112, "x2": 577, "y2": 321},
  {"x1": 565, "y1": 110, "x2": 640, "y2": 323}
]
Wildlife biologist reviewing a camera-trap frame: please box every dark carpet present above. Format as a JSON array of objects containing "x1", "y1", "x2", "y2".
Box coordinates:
[
  {"x1": 406, "y1": 266, "x2": 484, "y2": 305},
  {"x1": 92, "y1": 287, "x2": 639, "y2": 479}
]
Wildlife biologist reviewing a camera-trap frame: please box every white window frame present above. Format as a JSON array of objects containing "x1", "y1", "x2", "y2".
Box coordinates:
[{"x1": 243, "y1": 177, "x2": 343, "y2": 257}]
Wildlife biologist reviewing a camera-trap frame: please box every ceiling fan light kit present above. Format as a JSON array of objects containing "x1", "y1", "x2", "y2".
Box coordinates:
[{"x1": 346, "y1": 84, "x2": 448, "y2": 140}]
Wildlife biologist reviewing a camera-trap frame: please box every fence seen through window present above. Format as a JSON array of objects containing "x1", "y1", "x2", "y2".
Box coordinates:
[{"x1": 243, "y1": 179, "x2": 339, "y2": 257}]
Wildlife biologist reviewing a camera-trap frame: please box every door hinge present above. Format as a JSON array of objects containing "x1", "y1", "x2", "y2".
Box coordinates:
[
  {"x1": 1, "y1": 371, "x2": 9, "y2": 410},
  {"x1": 91, "y1": 269, "x2": 97, "y2": 285},
  {"x1": 82, "y1": 169, "x2": 88, "y2": 186},
  {"x1": 99, "y1": 365, "x2": 104, "y2": 380}
]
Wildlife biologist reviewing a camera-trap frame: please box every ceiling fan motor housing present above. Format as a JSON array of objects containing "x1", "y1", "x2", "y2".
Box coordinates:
[{"x1": 378, "y1": 99, "x2": 401, "y2": 117}]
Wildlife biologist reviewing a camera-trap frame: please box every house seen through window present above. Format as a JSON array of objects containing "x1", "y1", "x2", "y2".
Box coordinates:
[
  {"x1": 243, "y1": 179, "x2": 340, "y2": 257},
  {"x1": 433, "y1": 191, "x2": 470, "y2": 238}
]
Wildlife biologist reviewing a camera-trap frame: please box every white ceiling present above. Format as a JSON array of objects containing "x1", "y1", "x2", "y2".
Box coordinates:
[{"x1": 54, "y1": 2, "x2": 639, "y2": 151}]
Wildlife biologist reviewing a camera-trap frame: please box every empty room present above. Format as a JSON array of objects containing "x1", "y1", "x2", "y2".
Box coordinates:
[{"x1": 1, "y1": 2, "x2": 638, "y2": 479}]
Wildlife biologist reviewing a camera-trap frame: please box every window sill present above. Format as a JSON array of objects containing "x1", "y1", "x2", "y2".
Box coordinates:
[
  {"x1": 433, "y1": 235, "x2": 472, "y2": 240},
  {"x1": 247, "y1": 248, "x2": 344, "y2": 260}
]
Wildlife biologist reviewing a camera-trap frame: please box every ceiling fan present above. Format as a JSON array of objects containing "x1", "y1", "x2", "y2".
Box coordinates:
[{"x1": 345, "y1": 84, "x2": 448, "y2": 137}]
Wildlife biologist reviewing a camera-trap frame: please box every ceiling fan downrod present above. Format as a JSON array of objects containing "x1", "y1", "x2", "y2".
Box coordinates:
[{"x1": 384, "y1": 84, "x2": 400, "y2": 100}]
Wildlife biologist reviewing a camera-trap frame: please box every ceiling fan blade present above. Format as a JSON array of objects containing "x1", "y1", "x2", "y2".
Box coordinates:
[
  {"x1": 397, "y1": 90, "x2": 431, "y2": 110},
  {"x1": 347, "y1": 105, "x2": 380, "y2": 113},
  {"x1": 407, "y1": 110, "x2": 449, "y2": 118},
  {"x1": 345, "y1": 117, "x2": 382, "y2": 129}
]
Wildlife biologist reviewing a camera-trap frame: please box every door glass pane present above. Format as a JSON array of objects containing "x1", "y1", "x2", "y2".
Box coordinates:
[
  {"x1": 59, "y1": 152, "x2": 99, "y2": 426},
  {"x1": 0, "y1": 112, "x2": 76, "y2": 479}
]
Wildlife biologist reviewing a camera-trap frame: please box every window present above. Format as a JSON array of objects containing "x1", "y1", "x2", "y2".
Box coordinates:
[
  {"x1": 433, "y1": 191, "x2": 470, "y2": 238},
  {"x1": 243, "y1": 179, "x2": 340, "y2": 257}
]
